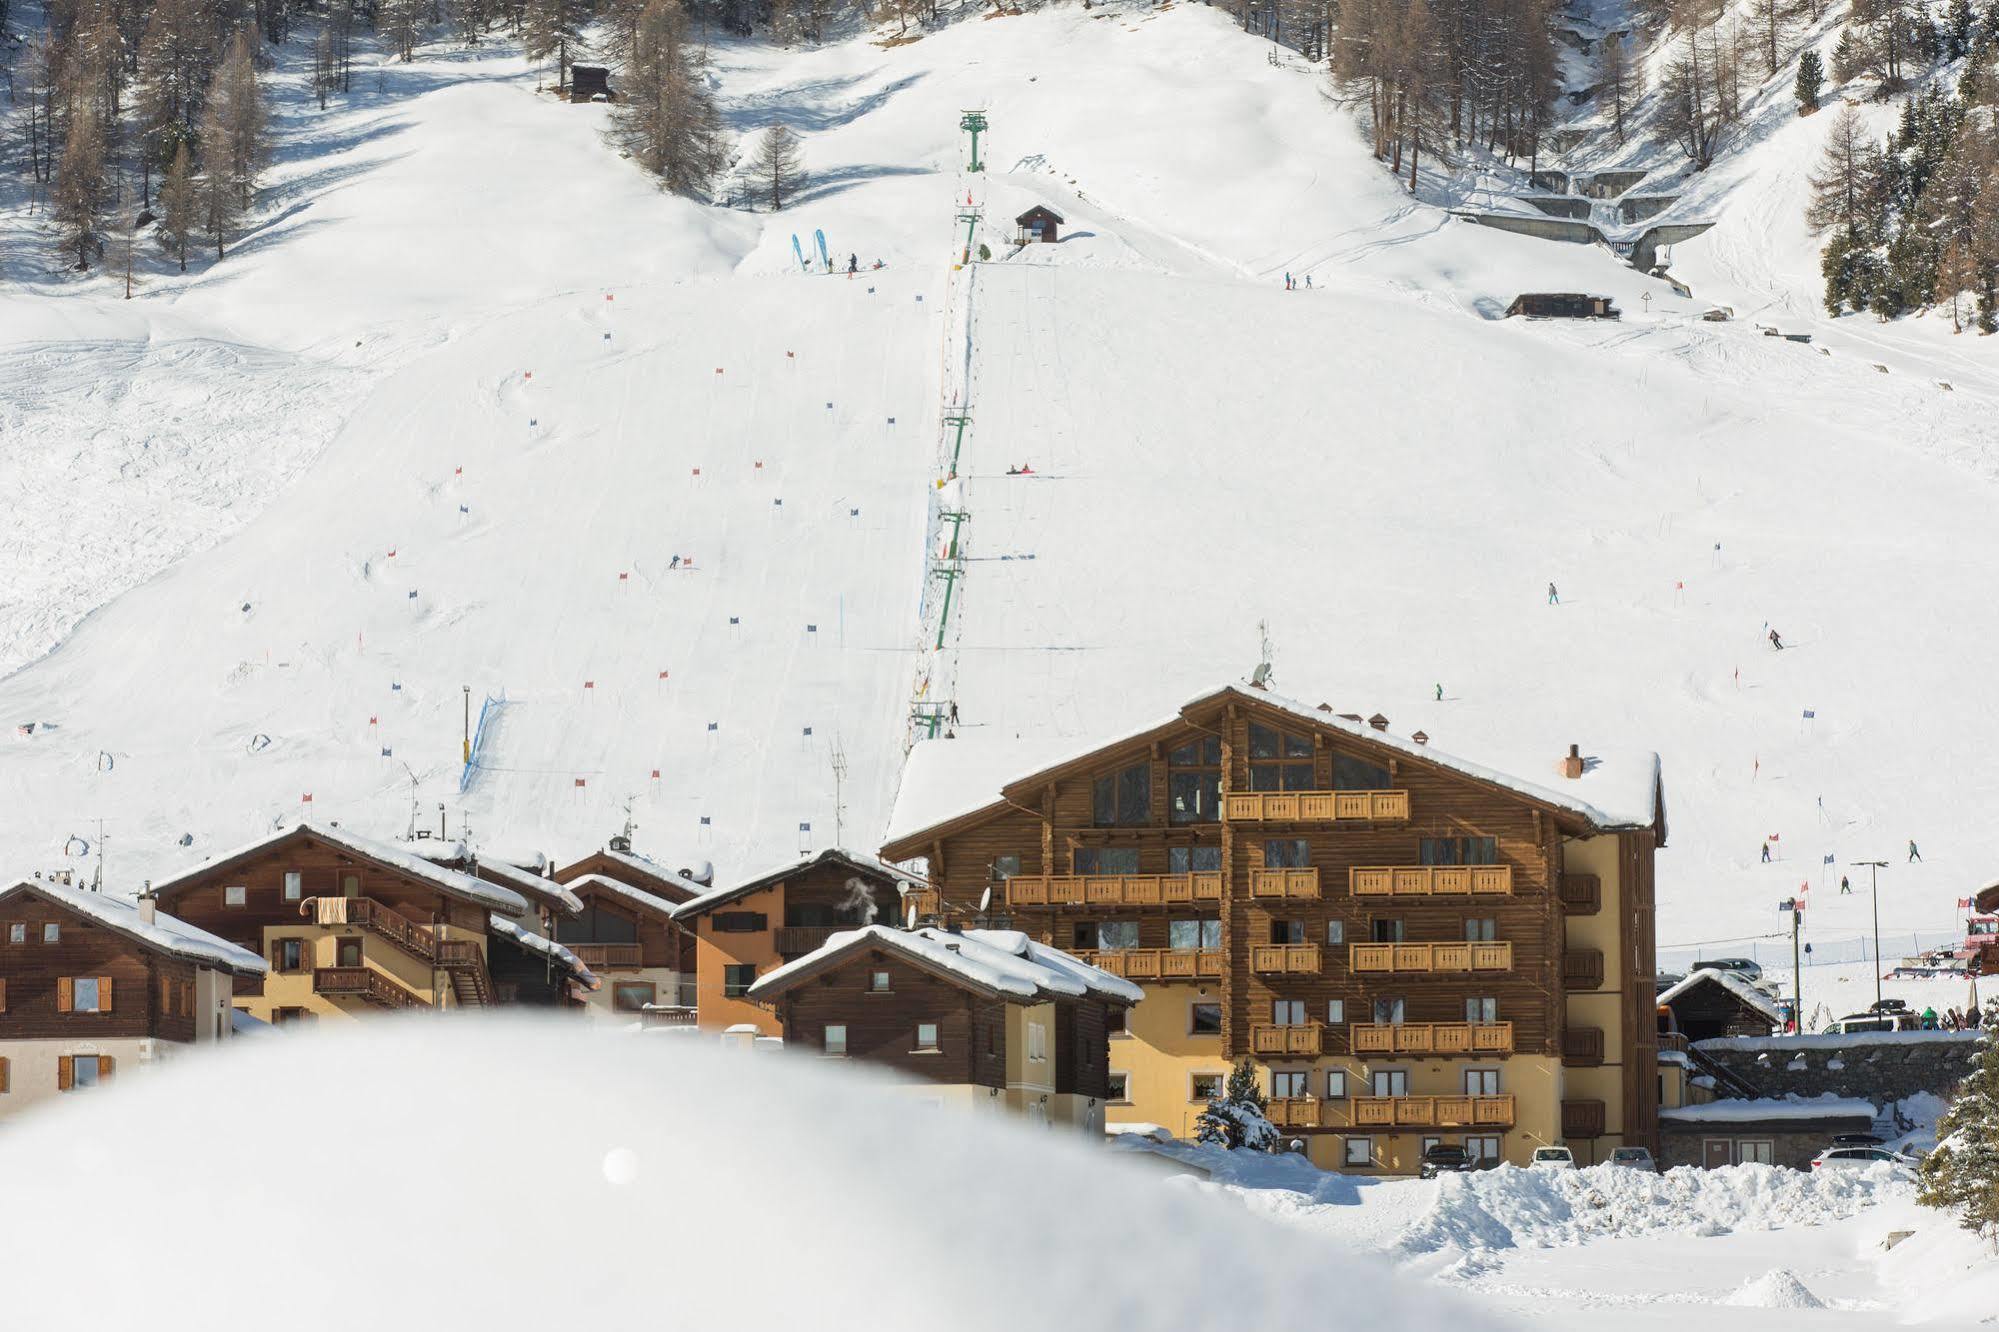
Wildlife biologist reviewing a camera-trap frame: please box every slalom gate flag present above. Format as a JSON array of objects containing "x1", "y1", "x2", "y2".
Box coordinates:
[
  {"x1": 1779, "y1": 898, "x2": 1796, "y2": 912},
  {"x1": 1960, "y1": 898, "x2": 1976, "y2": 910},
  {"x1": 574, "y1": 778, "x2": 586, "y2": 788},
  {"x1": 301, "y1": 793, "x2": 313, "y2": 803},
  {"x1": 1803, "y1": 709, "x2": 1816, "y2": 719},
  {"x1": 1824, "y1": 854, "x2": 1835, "y2": 864}
]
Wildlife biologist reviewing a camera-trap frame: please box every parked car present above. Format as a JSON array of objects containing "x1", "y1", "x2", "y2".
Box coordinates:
[
  {"x1": 1654, "y1": 972, "x2": 1686, "y2": 993},
  {"x1": 1608, "y1": 1147, "x2": 1657, "y2": 1172},
  {"x1": 1703, "y1": 957, "x2": 1763, "y2": 981},
  {"x1": 1530, "y1": 1146, "x2": 1577, "y2": 1169},
  {"x1": 1419, "y1": 1145, "x2": 1476, "y2": 1179},
  {"x1": 1810, "y1": 1145, "x2": 1917, "y2": 1174},
  {"x1": 1834, "y1": 1010, "x2": 1922, "y2": 1034},
  {"x1": 1830, "y1": 1132, "x2": 1884, "y2": 1147}
]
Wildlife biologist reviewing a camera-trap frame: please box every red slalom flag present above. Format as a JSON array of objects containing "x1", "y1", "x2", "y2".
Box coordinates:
[
  {"x1": 301, "y1": 793, "x2": 314, "y2": 804},
  {"x1": 574, "y1": 778, "x2": 587, "y2": 788},
  {"x1": 658, "y1": 670, "x2": 669, "y2": 679},
  {"x1": 651, "y1": 769, "x2": 661, "y2": 779},
  {"x1": 583, "y1": 680, "x2": 595, "y2": 690},
  {"x1": 618, "y1": 572, "x2": 629, "y2": 581}
]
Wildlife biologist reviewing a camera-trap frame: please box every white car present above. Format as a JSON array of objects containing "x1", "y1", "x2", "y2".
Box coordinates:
[
  {"x1": 1810, "y1": 1146, "x2": 1917, "y2": 1174},
  {"x1": 1609, "y1": 1147, "x2": 1657, "y2": 1171},
  {"x1": 1530, "y1": 1146, "x2": 1577, "y2": 1169}
]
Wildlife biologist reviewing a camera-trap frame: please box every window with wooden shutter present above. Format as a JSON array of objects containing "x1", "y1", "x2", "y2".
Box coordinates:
[
  {"x1": 0, "y1": 1057, "x2": 9, "y2": 1092},
  {"x1": 98, "y1": 976, "x2": 113, "y2": 1012},
  {"x1": 57, "y1": 1056, "x2": 72, "y2": 1091},
  {"x1": 0, "y1": 977, "x2": 8, "y2": 1012},
  {"x1": 98, "y1": 1056, "x2": 114, "y2": 1080},
  {"x1": 56, "y1": 977, "x2": 72, "y2": 1014}
]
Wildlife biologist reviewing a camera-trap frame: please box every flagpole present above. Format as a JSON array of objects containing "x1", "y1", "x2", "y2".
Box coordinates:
[{"x1": 1793, "y1": 904, "x2": 1803, "y2": 1032}]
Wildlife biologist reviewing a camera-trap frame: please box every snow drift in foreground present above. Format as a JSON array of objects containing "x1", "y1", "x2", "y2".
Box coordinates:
[{"x1": 0, "y1": 1019, "x2": 1494, "y2": 1330}]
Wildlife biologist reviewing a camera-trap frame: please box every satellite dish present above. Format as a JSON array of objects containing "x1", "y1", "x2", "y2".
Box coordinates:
[
  {"x1": 905, "y1": 903, "x2": 917, "y2": 930},
  {"x1": 895, "y1": 880, "x2": 911, "y2": 897},
  {"x1": 979, "y1": 887, "x2": 992, "y2": 913},
  {"x1": 1251, "y1": 662, "x2": 1273, "y2": 688}
]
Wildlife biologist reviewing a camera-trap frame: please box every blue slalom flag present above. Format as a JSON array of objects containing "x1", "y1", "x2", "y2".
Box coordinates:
[
  {"x1": 1802, "y1": 708, "x2": 1816, "y2": 719},
  {"x1": 1823, "y1": 853, "x2": 1835, "y2": 865},
  {"x1": 799, "y1": 823, "x2": 811, "y2": 833},
  {"x1": 1779, "y1": 898, "x2": 1796, "y2": 912},
  {"x1": 699, "y1": 815, "x2": 711, "y2": 826}
]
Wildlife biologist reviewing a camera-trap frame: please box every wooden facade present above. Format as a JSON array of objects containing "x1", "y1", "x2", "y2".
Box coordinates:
[
  {"x1": 881, "y1": 683, "x2": 1665, "y2": 1171},
  {"x1": 1015, "y1": 205, "x2": 1063, "y2": 244}
]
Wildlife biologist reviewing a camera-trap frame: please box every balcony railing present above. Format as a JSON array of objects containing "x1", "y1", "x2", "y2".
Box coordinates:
[
  {"x1": 313, "y1": 966, "x2": 426, "y2": 1010},
  {"x1": 774, "y1": 925, "x2": 842, "y2": 956},
  {"x1": 1349, "y1": 1094, "x2": 1515, "y2": 1128},
  {"x1": 1224, "y1": 790, "x2": 1410, "y2": 823},
  {"x1": 1658, "y1": 1030, "x2": 1689, "y2": 1054},
  {"x1": 1247, "y1": 1023, "x2": 1323, "y2": 1056},
  {"x1": 1562, "y1": 1026, "x2": 1605, "y2": 1066},
  {"x1": 1350, "y1": 1022, "x2": 1514, "y2": 1056},
  {"x1": 1350, "y1": 866, "x2": 1514, "y2": 898},
  {"x1": 568, "y1": 942, "x2": 645, "y2": 969},
  {"x1": 1266, "y1": 1097, "x2": 1324, "y2": 1129},
  {"x1": 1563, "y1": 948, "x2": 1605, "y2": 990},
  {"x1": 1076, "y1": 948, "x2": 1223, "y2": 982},
  {"x1": 1249, "y1": 867, "x2": 1321, "y2": 899},
  {"x1": 1250, "y1": 944, "x2": 1322, "y2": 974},
  {"x1": 1349, "y1": 941, "x2": 1514, "y2": 973},
  {"x1": 305, "y1": 896, "x2": 436, "y2": 962},
  {"x1": 1003, "y1": 874, "x2": 1224, "y2": 909},
  {"x1": 1559, "y1": 874, "x2": 1602, "y2": 915},
  {"x1": 1562, "y1": 1098, "x2": 1607, "y2": 1138}
]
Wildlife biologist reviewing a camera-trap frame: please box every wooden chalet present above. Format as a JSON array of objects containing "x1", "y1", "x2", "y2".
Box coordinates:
[
  {"x1": 879, "y1": 679, "x2": 1667, "y2": 1174},
  {"x1": 1505, "y1": 292, "x2": 1618, "y2": 319},
  {"x1": 568, "y1": 64, "x2": 612, "y2": 102},
  {"x1": 550, "y1": 846, "x2": 707, "y2": 1022},
  {"x1": 1015, "y1": 205, "x2": 1064, "y2": 244},
  {"x1": 1656, "y1": 968, "x2": 1780, "y2": 1043},
  {"x1": 0, "y1": 878, "x2": 266, "y2": 1116},
  {"x1": 747, "y1": 925, "x2": 1139, "y2": 1130},
  {"x1": 151, "y1": 822, "x2": 533, "y2": 1021},
  {"x1": 487, "y1": 919, "x2": 597, "y2": 1007},
  {"x1": 670, "y1": 850, "x2": 932, "y2": 1038}
]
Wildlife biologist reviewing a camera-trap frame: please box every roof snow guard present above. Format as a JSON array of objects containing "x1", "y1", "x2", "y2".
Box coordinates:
[
  {"x1": 747, "y1": 925, "x2": 1142, "y2": 1006},
  {"x1": 0, "y1": 879, "x2": 267, "y2": 975},
  {"x1": 150, "y1": 821, "x2": 529, "y2": 916},
  {"x1": 672, "y1": 848, "x2": 927, "y2": 922}
]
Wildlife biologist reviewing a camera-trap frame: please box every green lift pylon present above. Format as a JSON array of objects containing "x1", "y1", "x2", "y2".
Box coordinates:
[
  {"x1": 956, "y1": 207, "x2": 982, "y2": 266},
  {"x1": 943, "y1": 412, "x2": 971, "y2": 475},
  {"x1": 960, "y1": 110, "x2": 987, "y2": 173}
]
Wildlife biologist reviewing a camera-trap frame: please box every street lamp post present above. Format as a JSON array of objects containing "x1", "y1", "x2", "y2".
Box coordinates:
[{"x1": 1851, "y1": 860, "x2": 1889, "y2": 1008}]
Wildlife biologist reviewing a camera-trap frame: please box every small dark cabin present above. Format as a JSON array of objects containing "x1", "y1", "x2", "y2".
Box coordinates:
[
  {"x1": 1015, "y1": 205, "x2": 1064, "y2": 245},
  {"x1": 1505, "y1": 292, "x2": 1619, "y2": 319},
  {"x1": 569, "y1": 65, "x2": 612, "y2": 103}
]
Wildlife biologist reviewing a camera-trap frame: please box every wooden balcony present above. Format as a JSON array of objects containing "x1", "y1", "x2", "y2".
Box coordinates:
[
  {"x1": 1350, "y1": 866, "x2": 1514, "y2": 898},
  {"x1": 1250, "y1": 944, "x2": 1322, "y2": 974},
  {"x1": 1003, "y1": 873, "x2": 1223, "y2": 909},
  {"x1": 1563, "y1": 948, "x2": 1605, "y2": 990},
  {"x1": 1249, "y1": 867, "x2": 1321, "y2": 900},
  {"x1": 1224, "y1": 790, "x2": 1410, "y2": 823},
  {"x1": 567, "y1": 942, "x2": 645, "y2": 969},
  {"x1": 1076, "y1": 948, "x2": 1223, "y2": 982},
  {"x1": 1562, "y1": 1098, "x2": 1607, "y2": 1139},
  {"x1": 306, "y1": 896, "x2": 437, "y2": 962},
  {"x1": 1247, "y1": 1023, "x2": 1323, "y2": 1056},
  {"x1": 1559, "y1": 873, "x2": 1602, "y2": 915},
  {"x1": 774, "y1": 925, "x2": 842, "y2": 956},
  {"x1": 1266, "y1": 1097, "x2": 1323, "y2": 1129},
  {"x1": 313, "y1": 966, "x2": 426, "y2": 1010},
  {"x1": 1561, "y1": 1026, "x2": 1605, "y2": 1067},
  {"x1": 1348, "y1": 941, "x2": 1513, "y2": 974},
  {"x1": 1350, "y1": 1022, "x2": 1514, "y2": 1056},
  {"x1": 1349, "y1": 1094, "x2": 1515, "y2": 1129}
]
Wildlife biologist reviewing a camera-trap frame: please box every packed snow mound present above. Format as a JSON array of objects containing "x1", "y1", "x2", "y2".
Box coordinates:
[
  {"x1": 1396, "y1": 1162, "x2": 1909, "y2": 1253},
  {"x1": 1722, "y1": 1268, "x2": 1826, "y2": 1309},
  {"x1": 0, "y1": 1018, "x2": 1496, "y2": 1331}
]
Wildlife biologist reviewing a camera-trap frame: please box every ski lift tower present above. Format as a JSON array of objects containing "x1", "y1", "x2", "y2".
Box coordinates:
[
  {"x1": 959, "y1": 110, "x2": 988, "y2": 173},
  {"x1": 956, "y1": 205, "x2": 982, "y2": 266}
]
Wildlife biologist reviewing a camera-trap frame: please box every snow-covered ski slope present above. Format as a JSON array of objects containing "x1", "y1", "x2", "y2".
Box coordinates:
[{"x1": 4, "y1": 3, "x2": 1997, "y2": 951}]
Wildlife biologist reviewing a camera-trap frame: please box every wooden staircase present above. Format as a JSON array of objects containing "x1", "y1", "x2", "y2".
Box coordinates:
[{"x1": 305, "y1": 898, "x2": 494, "y2": 1009}]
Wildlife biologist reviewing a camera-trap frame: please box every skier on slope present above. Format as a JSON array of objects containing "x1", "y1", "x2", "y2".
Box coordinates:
[
  {"x1": 1761, "y1": 842, "x2": 1772, "y2": 863},
  {"x1": 670, "y1": 555, "x2": 681, "y2": 570},
  {"x1": 1547, "y1": 582, "x2": 1559, "y2": 605},
  {"x1": 1909, "y1": 839, "x2": 1923, "y2": 863},
  {"x1": 1769, "y1": 628, "x2": 1784, "y2": 650},
  {"x1": 848, "y1": 254, "x2": 858, "y2": 275}
]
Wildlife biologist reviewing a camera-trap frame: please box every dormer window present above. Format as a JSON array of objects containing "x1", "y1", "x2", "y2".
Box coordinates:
[
  {"x1": 1168, "y1": 736, "x2": 1221, "y2": 824},
  {"x1": 1092, "y1": 763, "x2": 1150, "y2": 826}
]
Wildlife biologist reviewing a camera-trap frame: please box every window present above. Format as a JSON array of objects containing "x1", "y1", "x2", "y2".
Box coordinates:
[
  {"x1": 1467, "y1": 1136, "x2": 1501, "y2": 1164},
  {"x1": 1463, "y1": 918, "x2": 1497, "y2": 942},
  {"x1": 1372, "y1": 997, "x2": 1406, "y2": 1024},
  {"x1": 1191, "y1": 1072, "x2": 1225, "y2": 1101},
  {"x1": 1095, "y1": 921, "x2": 1140, "y2": 950},
  {"x1": 340, "y1": 874, "x2": 361, "y2": 898},
  {"x1": 712, "y1": 911, "x2": 768, "y2": 933},
  {"x1": 1269, "y1": 919, "x2": 1305, "y2": 945},
  {"x1": 1421, "y1": 1136, "x2": 1443, "y2": 1156},
  {"x1": 1333, "y1": 754, "x2": 1391, "y2": 789},
  {"x1": 69, "y1": 1056, "x2": 104, "y2": 1090},
  {"x1": 272, "y1": 1008, "x2": 312, "y2": 1027},
  {"x1": 1168, "y1": 845, "x2": 1223, "y2": 874},
  {"x1": 272, "y1": 939, "x2": 305, "y2": 973},
  {"x1": 722, "y1": 964, "x2": 758, "y2": 997},
  {"x1": 72, "y1": 978, "x2": 102, "y2": 1013},
  {"x1": 1107, "y1": 1006, "x2": 1127, "y2": 1035},
  {"x1": 612, "y1": 982, "x2": 656, "y2": 1012},
  {"x1": 1169, "y1": 919, "x2": 1222, "y2": 950},
  {"x1": 1248, "y1": 723, "x2": 1315, "y2": 792},
  {"x1": 1421, "y1": 836, "x2": 1498, "y2": 866},
  {"x1": 223, "y1": 885, "x2": 246, "y2": 907},
  {"x1": 1092, "y1": 763, "x2": 1151, "y2": 826},
  {"x1": 1073, "y1": 847, "x2": 1140, "y2": 875},
  {"x1": 824, "y1": 1024, "x2": 848, "y2": 1056},
  {"x1": 1326, "y1": 1069, "x2": 1348, "y2": 1098},
  {"x1": 556, "y1": 904, "x2": 639, "y2": 945},
  {"x1": 1371, "y1": 918, "x2": 1405, "y2": 943},
  {"x1": 1263, "y1": 838, "x2": 1310, "y2": 869},
  {"x1": 915, "y1": 1022, "x2": 940, "y2": 1052},
  {"x1": 1271, "y1": 1071, "x2": 1309, "y2": 1098},
  {"x1": 1464, "y1": 1068, "x2": 1501, "y2": 1095},
  {"x1": 1326, "y1": 999, "x2": 1345, "y2": 1024},
  {"x1": 870, "y1": 970, "x2": 892, "y2": 993},
  {"x1": 42, "y1": 923, "x2": 59, "y2": 943},
  {"x1": 1168, "y1": 736, "x2": 1222, "y2": 824},
  {"x1": 1466, "y1": 997, "x2": 1498, "y2": 1023},
  {"x1": 6, "y1": 924, "x2": 21, "y2": 944},
  {"x1": 283, "y1": 872, "x2": 303, "y2": 902},
  {"x1": 1739, "y1": 1139, "x2": 1775, "y2": 1165},
  {"x1": 1108, "y1": 1071, "x2": 1130, "y2": 1102},
  {"x1": 1370, "y1": 1069, "x2": 1409, "y2": 1097},
  {"x1": 1344, "y1": 1137, "x2": 1373, "y2": 1167},
  {"x1": 1191, "y1": 1003, "x2": 1223, "y2": 1035},
  {"x1": 1272, "y1": 1000, "x2": 1305, "y2": 1026},
  {"x1": 1027, "y1": 1022, "x2": 1047, "y2": 1061},
  {"x1": 336, "y1": 939, "x2": 362, "y2": 968},
  {"x1": 991, "y1": 854, "x2": 1021, "y2": 879},
  {"x1": 1326, "y1": 919, "x2": 1345, "y2": 945}
]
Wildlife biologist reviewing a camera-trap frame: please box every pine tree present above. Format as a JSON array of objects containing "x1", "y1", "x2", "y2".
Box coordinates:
[
  {"x1": 524, "y1": 0, "x2": 585, "y2": 88},
  {"x1": 615, "y1": 0, "x2": 725, "y2": 197},
  {"x1": 1946, "y1": 0, "x2": 1975, "y2": 59},
  {"x1": 1807, "y1": 102, "x2": 1883, "y2": 233},
  {"x1": 136, "y1": 0, "x2": 216, "y2": 189},
  {"x1": 53, "y1": 103, "x2": 108, "y2": 270},
  {"x1": 749, "y1": 121, "x2": 805, "y2": 210},
  {"x1": 1748, "y1": 0, "x2": 1794, "y2": 78},
  {"x1": 157, "y1": 140, "x2": 196, "y2": 271},
  {"x1": 1193, "y1": 1058, "x2": 1278, "y2": 1151},
  {"x1": 208, "y1": 29, "x2": 267, "y2": 211},
  {"x1": 1797, "y1": 48, "x2": 1824, "y2": 112},
  {"x1": 1833, "y1": 26, "x2": 1862, "y2": 82},
  {"x1": 380, "y1": 0, "x2": 427, "y2": 61},
  {"x1": 1599, "y1": 31, "x2": 1640, "y2": 144},
  {"x1": 1920, "y1": 1003, "x2": 1999, "y2": 1233},
  {"x1": 196, "y1": 88, "x2": 239, "y2": 258}
]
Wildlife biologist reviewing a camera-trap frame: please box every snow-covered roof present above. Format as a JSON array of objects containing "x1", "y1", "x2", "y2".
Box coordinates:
[
  {"x1": 564, "y1": 873, "x2": 683, "y2": 922},
  {"x1": 883, "y1": 678, "x2": 1663, "y2": 852},
  {"x1": 488, "y1": 915, "x2": 598, "y2": 988},
  {"x1": 411, "y1": 844, "x2": 583, "y2": 915},
  {"x1": 1657, "y1": 968, "x2": 1784, "y2": 1024},
  {"x1": 1660, "y1": 1094, "x2": 1877, "y2": 1125},
  {"x1": 0, "y1": 879, "x2": 267, "y2": 975},
  {"x1": 746, "y1": 925, "x2": 1142, "y2": 1005},
  {"x1": 672, "y1": 849, "x2": 925, "y2": 921},
  {"x1": 600, "y1": 849, "x2": 710, "y2": 898},
  {"x1": 150, "y1": 822, "x2": 529, "y2": 915}
]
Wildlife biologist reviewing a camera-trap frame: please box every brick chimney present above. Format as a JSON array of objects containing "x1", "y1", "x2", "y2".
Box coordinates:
[{"x1": 1561, "y1": 744, "x2": 1584, "y2": 779}]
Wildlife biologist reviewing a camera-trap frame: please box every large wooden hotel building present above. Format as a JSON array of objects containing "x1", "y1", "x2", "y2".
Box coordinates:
[{"x1": 881, "y1": 681, "x2": 1666, "y2": 1174}]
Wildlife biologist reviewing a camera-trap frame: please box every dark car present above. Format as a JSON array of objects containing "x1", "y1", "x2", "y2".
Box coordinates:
[
  {"x1": 1704, "y1": 957, "x2": 1763, "y2": 981},
  {"x1": 1655, "y1": 972, "x2": 1686, "y2": 993},
  {"x1": 1419, "y1": 1145, "x2": 1476, "y2": 1179},
  {"x1": 1831, "y1": 1132, "x2": 1884, "y2": 1147},
  {"x1": 1869, "y1": 998, "x2": 1911, "y2": 1014}
]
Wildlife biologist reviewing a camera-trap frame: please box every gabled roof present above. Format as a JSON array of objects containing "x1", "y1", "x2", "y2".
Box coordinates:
[
  {"x1": 0, "y1": 879, "x2": 267, "y2": 976},
  {"x1": 553, "y1": 848, "x2": 706, "y2": 904},
  {"x1": 746, "y1": 926, "x2": 1141, "y2": 1006},
  {"x1": 882, "y1": 678, "x2": 1665, "y2": 858},
  {"x1": 671, "y1": 849, "x2": 925, "y2": 922},
  {"x1": 564, "y1": 873, "x2": 683, "y2": 922},
  {"x1": 413, "y1": 846, "x2": 584, "y2": 916},
  {"x1": 1016, "y1": 205, "x2": 1065, "y2": 223},
  {"x1": 1656, "y1": 967, "x2": 1782, "y2": 1024},
  {"x1": 150, "y1": 822, "x2": 529, "y2": 915},
  {"x1": 488, "y1": 915, "x2": 599, "y2": 989}
]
